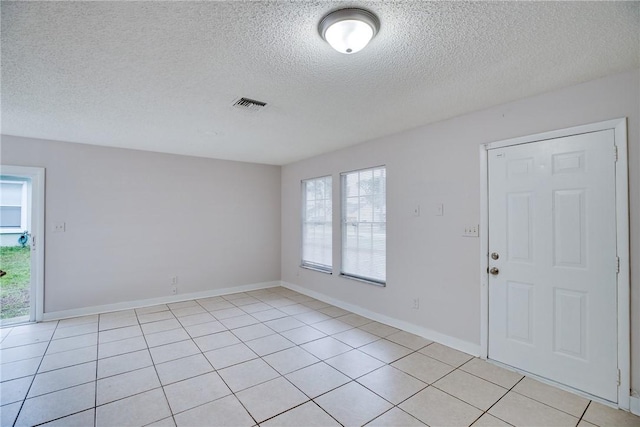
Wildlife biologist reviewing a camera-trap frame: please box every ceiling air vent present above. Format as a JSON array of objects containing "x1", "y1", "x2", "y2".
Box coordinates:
[{"x1": 233, "y1": 97, "x2": 267, "y2": 112}]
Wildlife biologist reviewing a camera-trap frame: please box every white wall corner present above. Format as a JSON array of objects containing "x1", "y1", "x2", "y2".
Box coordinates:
[
  {"x1": 280, "y1": 281, "x2": 481, "y2": 357},
  {"x1": 42, "y1": 281, "x2": 281, "y2": 321}
]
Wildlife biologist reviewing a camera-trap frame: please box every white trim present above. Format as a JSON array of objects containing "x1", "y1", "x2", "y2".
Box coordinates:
[
  {"x1": 42, "y1": 281, "x2": 280, "y2": 321},
  {"x1": 281, "y1": 280, "x2": 481, "y2": 356},
  {"x1": 479, "y1": 145, "x2": 489, "y2": 358},
  {"x1": 630, "y1": 394, "x2": 640, "y2": 416},
  {"x1": 485, "y1": 118, "x2": 625, "y2": 150},
  {"x1": 479, "y1": 118, "x2": 631, "y2": 409},
  {"x1": 614, "y1": 118, "x2": 631, "y2": 410},
  {"x1": 0, "y1": 165, "x2": 45, "y2": 323}
]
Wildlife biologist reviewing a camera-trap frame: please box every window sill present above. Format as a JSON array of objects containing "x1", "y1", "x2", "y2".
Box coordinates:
[
  {"x1": 300, "y1": 265, "x2": 332, "y2": 275},
  {"x1": 0, "y1": 229, "x2": 26, "y2": 235},
  {"x1": 340, "y1": 273, "x2": 386, "y2": 287}
]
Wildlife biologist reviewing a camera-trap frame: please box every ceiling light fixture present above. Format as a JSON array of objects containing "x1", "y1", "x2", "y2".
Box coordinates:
[{"x1": 318, "y1": 8, "x2": 380, "y2": 54}]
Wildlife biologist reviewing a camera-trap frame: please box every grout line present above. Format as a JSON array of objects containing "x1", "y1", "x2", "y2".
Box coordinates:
[
  {"x1": 471, "y1": 373, "x2": 526, "y2": 426},
  {"x1": 578, "y1": 400, "x2": 592, "y2": 425},
  {"x1": 94, "y1": 341, "x2": 98, "y2": 427},
  {"x1": 509, "y1": 387, "x2": 590, "y2": 420},
  {"x1": 134, "y1": 310, "x2": 179, "y2": 427},
  {"x1": 11, "y1": 319, "x2": 60, "y2": 427}
]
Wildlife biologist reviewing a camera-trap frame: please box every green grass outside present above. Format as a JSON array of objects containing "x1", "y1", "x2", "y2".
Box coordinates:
[{"x1": 0, "y1": 246, "x2": 31, "y2": 319}]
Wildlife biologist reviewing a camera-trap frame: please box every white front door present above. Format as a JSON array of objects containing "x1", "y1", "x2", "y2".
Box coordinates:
[{"x1": 488, "y1": 129, "x2": 618, "y2": 402}]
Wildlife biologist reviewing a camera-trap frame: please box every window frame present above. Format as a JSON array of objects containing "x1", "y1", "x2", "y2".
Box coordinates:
[
  {"x1": 340, "y1": 165, "x2": 386, "y2": 286},
  {"x1": 300, "y1": 175, "x2": 333, "y2": 274},
  {"x1": 0, "y1": 180, "x2": 28, "y2": 234}
]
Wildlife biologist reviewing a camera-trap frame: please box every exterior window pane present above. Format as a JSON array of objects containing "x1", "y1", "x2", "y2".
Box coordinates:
[
  {"x1": 0, "y1": 181, "x2": 26, "y2": 230},
  {"x1": 341, "y1": 166, "x2": 386, "y2": 284},
  {"x1": 302, "y1": 176, "x2": 332, "y2": 272},
  {"x1": 0, "y1": 206, "x2": 22, "y2": 228}
]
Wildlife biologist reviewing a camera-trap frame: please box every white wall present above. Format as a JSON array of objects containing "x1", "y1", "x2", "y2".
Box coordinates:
[
  {"x1": 281, "y1": 70, "x2": 640, "y2": 390},
  {"x1": 0, "y1": 136, "x2": 281, "y2": 314}
]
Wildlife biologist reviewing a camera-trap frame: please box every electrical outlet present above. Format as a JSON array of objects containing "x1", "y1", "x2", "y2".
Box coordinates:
[
  {"x1": 53, "y1": 222, "x2": 66, "y2": 233},
  {"x1": 171, "y1": 276, "x2": 178, "y2": 285},
  {"x1": 171, "y1": 285, "x2": 177, "y2": 295},
  {"x1": 412, "y1": 298, "x2": 420, "y2": 310},
  {"x1": 412, "y1": 205, "x2": 420, "y2": 217},
  {"x1": 463, "y1": 224, "x2": 479, "y2": 237}
]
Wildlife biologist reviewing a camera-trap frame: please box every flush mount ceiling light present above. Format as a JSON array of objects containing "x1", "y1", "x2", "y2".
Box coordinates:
[{"x1": 319, "y1": 8, "x2": 380, "y2": 54}]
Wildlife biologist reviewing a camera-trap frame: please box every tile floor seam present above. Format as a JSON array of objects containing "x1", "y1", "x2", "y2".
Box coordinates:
[
  {"x1": 307, "y1": 399, "x2": 346, "y2": 427},
  {"x1": 135, "y1": 314, "x2": 180, "y2": 427},
  {"x1": 171, "y1": 316, "x2": 264, "y2": 426},
  {"x1": 432, "y1": 381, "x2": 504, "y2": 414},
  {"x1": 474, "y1": 371, "x2": 527, "y2": 427},
  {"x1": 50, "y1": 327, "x2": 98, "y2": 340},
  {"x1": 165, "y1": 390, "x2": 224, "y2": 417},
  {"x1": 147, "y1": 337, "x2": 192, "y2": 350},
  {"x1": 254, "y1": 398, "x2": 314, "y2": 425},
  {"x1": 509, "y1": 387, "x2": 590, "y2": 420},
  {"x1": 457, "y1": 357, "x2": 523, "y2": 390},
  {"x1": 98, "y1": 355, "x2": 157, "y2": 380},
  {"x1": 155, "y1": 363, "x2": 219, "y2": 390},
  {"x1": 94, "y1": 339, "x2": 98, "y2": 427},
  {"x1": 578, "y1": 400, "x2": 592, "y2": 425},
  {"x1": 97, "y1": 345, "x2": 150, "y2": 363},
  {"x1": 354, "y1": 365, "x2": 430, "y2": 407},
  {"x1": 28, "y1": 375, "x2": 97, "y2": 400},
  {"x1": 29, "y1": 408, "x2": 92, "y2": 427},
  {"x1": 94, "y1": 385, "x2": 165, "y2": 408},
  {"x1": 420, "y1": 350, "x2": 467, "y2": 370},
  {"x1": 291, "y1": 364, "x2": 352, "y2": 401},
  {"x1": 36, "y1": 353, "x2": 98, "y2": 374},
  {"x1": 216, "y1": 368, "x2": 260, "y2": 426},
  {"x1": 382, "y1": 405, "x2": 426, "y2": 427},
  {"x1": 11, "y1": 319, "x2": 60, "y2": 427}
]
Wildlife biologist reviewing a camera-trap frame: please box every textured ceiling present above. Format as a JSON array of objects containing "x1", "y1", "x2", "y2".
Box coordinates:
[{"x1": 1, "y1": 1, "x2": 639, "y2": 165}]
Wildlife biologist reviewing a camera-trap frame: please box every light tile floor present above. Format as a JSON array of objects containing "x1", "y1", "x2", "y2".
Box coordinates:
[{"x1": 1, "y1": 287, "x2": 639, "y2": 427}]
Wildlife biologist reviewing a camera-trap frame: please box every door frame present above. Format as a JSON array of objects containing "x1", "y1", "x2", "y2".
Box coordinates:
[
  {"x1": 479, "y1": 118, "x2": 630, "y2": 409},
  {"x1": 0, "y1": 165, "x2": 45, "y2": 323}
]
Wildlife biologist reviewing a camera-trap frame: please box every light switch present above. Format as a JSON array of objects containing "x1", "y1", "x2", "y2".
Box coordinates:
[
  {"x1": 412, "y1": 205, "x2": 420, "y2": 217},
  {"x1": 53, "y1": 222, "x2": 65, "y2": 233},
  {"x1": 435, "y1": 204, "x2": 444, "y2": 216},
  {"x1": 463, "y1": 224, "x2": 479, "y2": 237}
]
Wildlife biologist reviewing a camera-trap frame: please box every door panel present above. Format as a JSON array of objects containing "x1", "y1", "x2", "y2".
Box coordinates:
[
  {"x1": 553, "y1": 189, "x2": 585, "y2": 267},
  {"x1": 506, "y1": 281, "x2": 534, "y2": 344},
  {"x1": 488, "y1": 129, "x2": 618, "y2": 402}
]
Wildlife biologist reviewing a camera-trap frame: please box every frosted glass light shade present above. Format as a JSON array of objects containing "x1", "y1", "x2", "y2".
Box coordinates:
[{"x1": 319, "y1": 9, "x2": 380, "y2": 55}]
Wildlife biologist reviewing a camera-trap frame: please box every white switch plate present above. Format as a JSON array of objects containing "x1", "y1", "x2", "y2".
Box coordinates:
[
  {"x1": 435, "y1": 204, "x2": 444, "y2": 216},
  {"x1": 463, "y1": 224, "x2": 479, "y2": 237},
  {"x1": 412, "y1": 205, "x2": 420, "y2": 217},
  {"x1": 53, "y1": 222, "x2": 66, "y2": 233}
]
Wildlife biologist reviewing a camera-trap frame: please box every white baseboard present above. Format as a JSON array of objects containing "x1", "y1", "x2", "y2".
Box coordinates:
[
  {"x1": 281, "y1": 281, "x2": 481, "y2": 357},
  {"x1": 42, "y1": 281, "x2": 281, "y2": 321},
  {"x1": 630, "y1": 393, "x2": 640, "y2": 415}
]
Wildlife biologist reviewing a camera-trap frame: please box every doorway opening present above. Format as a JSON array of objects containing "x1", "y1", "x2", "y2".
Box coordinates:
[{"x1": 0, "y1": 166, "x2": 45, "y2": 325}]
